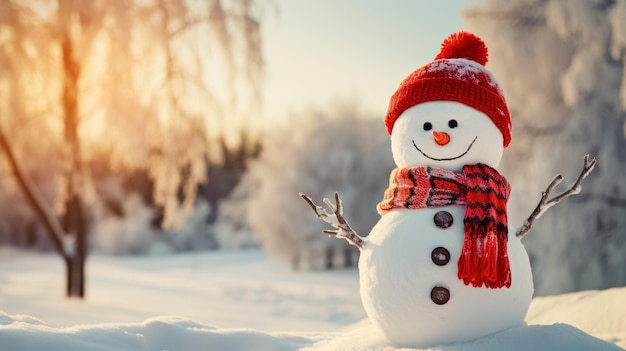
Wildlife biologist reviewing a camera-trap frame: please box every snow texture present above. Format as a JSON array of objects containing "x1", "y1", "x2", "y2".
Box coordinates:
[
  {"x1": 0, "y1": 313, "x2": 317, "y2": 351},
  {"x1": 0, "y1": 250, "x2": 624, "y2": 350},
  {"x1": 1, "y1": 312, "x2": 623, "y2": 351},
  {"x1": 306, "y1": 320, "x2": 623, "y2": 351},
  {"x1": 426, "y1": 58, "x2": 503, "y2": 93}
]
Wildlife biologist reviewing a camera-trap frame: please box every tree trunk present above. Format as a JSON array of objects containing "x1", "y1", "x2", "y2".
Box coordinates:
[
  {"x1": 65, "y1": 255, "x2": 85, "y2": 297},
  {"x1": 325, "y1": 246, "x2": 334, "y2": 270},
  {"x1": 60, "y1": 1, "x2": 87, "y2": 298},
  {"x1": 344, "y1": 246, "x2": 354, "y2": 267},
  {"x1": 63, "y1": 194, "x2": 86, "y2": 298},
  {"x1": 291, "y1": 252, "x2": 300, "y2": 271}
]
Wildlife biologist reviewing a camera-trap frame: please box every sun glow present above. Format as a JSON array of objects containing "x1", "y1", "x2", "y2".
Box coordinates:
[{"x1": 72, "y1": 1, "x2": 253, "y2": 164}]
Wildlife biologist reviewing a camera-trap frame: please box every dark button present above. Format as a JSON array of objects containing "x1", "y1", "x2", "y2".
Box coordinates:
[
  {"x1": 434, "y1": 211, "x2": 453, "y2": 228},
  {"x1": 431, "y1": 286, "x2": 450, "y2": 305},
  {"x1": 431, "y1": 247, "x2": 451, "y2": 266}
]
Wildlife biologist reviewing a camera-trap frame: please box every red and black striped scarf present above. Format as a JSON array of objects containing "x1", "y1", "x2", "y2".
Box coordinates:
[{"x1": 377, "y1": 164, "x2": 512, "y2": 289}]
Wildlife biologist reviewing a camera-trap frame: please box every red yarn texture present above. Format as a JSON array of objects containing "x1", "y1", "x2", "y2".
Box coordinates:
[
  {"x1": 384, "y1": 31, "x2": 512, "y2": 148},
  {"x1": 377, "y1": 164, "x2": 512, "y2": 289},
  {"x1": 435, "y1": 31, "x2": 488, "y2": 65}
]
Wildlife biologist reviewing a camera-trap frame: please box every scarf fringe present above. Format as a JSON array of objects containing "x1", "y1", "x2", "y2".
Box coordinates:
[{"x1": 458, "y1": 223, "x2": 512, "y2": 288}]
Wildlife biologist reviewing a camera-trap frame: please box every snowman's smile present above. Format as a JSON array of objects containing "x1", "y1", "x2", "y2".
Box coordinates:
[{"x1": 412, "y1": 136, "x2": 478, "y2": 161}]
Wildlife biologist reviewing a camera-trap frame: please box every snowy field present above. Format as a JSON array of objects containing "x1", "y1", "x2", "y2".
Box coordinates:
[{"x1": 0, "y1": 248, "x2": 624, "y2": 350}]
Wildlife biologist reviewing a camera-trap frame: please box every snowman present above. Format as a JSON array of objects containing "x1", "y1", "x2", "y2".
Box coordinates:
[{"x1": 300, "y1": 31, "x2": 596, "y2": 348}]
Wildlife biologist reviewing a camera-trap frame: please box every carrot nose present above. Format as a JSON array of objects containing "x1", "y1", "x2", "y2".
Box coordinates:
[{"x1": 433, "y1": 131, "x2": 450, "y2": 145}]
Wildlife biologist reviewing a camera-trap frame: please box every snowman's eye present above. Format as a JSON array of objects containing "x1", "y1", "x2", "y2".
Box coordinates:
[
  {"x1": 423, "y1": 122, "x2": 433, "y2": 131},
  {"x1": 448, "y1": 119, "x2": 458, "y2": 128}
]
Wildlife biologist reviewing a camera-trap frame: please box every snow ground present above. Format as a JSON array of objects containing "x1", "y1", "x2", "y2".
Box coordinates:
[
  {"x1": 0, "y1": 249, "x2": 362, "y2": 331},
  {"x1": 0, "y1": 248, "x2": 624, "y2": 350}
]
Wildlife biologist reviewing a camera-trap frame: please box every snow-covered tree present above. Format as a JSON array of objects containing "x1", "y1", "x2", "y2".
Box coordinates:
[
  {"x1": 213, "y1": 176, "x2": 260, "y2": 250},
  {"x1": 466, "y1": 0, "x2": 626, "y2": 295},
  {"x1": 90, "y1": 191, "x2": 216, "y2": 256},
  {"x1": 233, "y1": 103, "x2": 395, "y2": 270},
  {"x1": 0, "y1": 0, "x2": 264, "y2": 297}
]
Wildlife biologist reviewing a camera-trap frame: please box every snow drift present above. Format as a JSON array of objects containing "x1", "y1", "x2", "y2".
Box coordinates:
[
  {"x1": 1, "y1": 287, "x2": 625, "y2": 351},
  {"x1": 0, "y1": 251, "x2": 623, "y2": 351}
]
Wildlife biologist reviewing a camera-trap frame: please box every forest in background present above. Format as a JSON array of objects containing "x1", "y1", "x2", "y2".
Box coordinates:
[
  {"x1": 466, "y1": 0, "x2": 626, "y2": 295},
  {"x1": 1, "y1": 0, "x2": 625, "y2": 298}
]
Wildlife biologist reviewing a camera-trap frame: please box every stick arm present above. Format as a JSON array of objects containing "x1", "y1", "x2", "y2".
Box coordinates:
[
  {"x1": 299, "y1": 192, "x2": 365, "y2": 249},
  {"x1": 516, "y1": 154, "x2": 597, "y2": 238}
]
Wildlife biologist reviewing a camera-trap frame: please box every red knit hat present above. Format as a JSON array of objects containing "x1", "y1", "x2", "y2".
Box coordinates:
[{"x1": 385, "y1": 32, "x2": 512, "y2": 147}]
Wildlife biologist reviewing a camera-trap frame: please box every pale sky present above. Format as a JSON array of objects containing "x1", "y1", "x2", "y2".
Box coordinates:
[{"x1": 261, "y1": 0, "x2": 483, "y2": 124}]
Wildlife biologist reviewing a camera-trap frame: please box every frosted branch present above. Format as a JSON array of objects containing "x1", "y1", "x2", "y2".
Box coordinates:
[
  {"x1": 516, "y1": 154, "x2": 597, "y2": 238},
  {"x1": 299, "y1": 192, "x2": 364, "y2": 249}
]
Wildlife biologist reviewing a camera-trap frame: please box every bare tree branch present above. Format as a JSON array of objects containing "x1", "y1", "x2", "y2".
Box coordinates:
[
  {"x1": 516, "y1": 154, "x2": 597, "y2": 238},
  {"x1": 299, "y1": 192, "x2": 364, "y2": 249},
  {"x1": 0, "y1": 129, "x2": 69, "y2": 258}
]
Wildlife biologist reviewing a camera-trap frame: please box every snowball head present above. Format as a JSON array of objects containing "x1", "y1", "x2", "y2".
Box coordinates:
[{"x1": 390, "y1": 101, "x2": 504, "y2": 170}]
